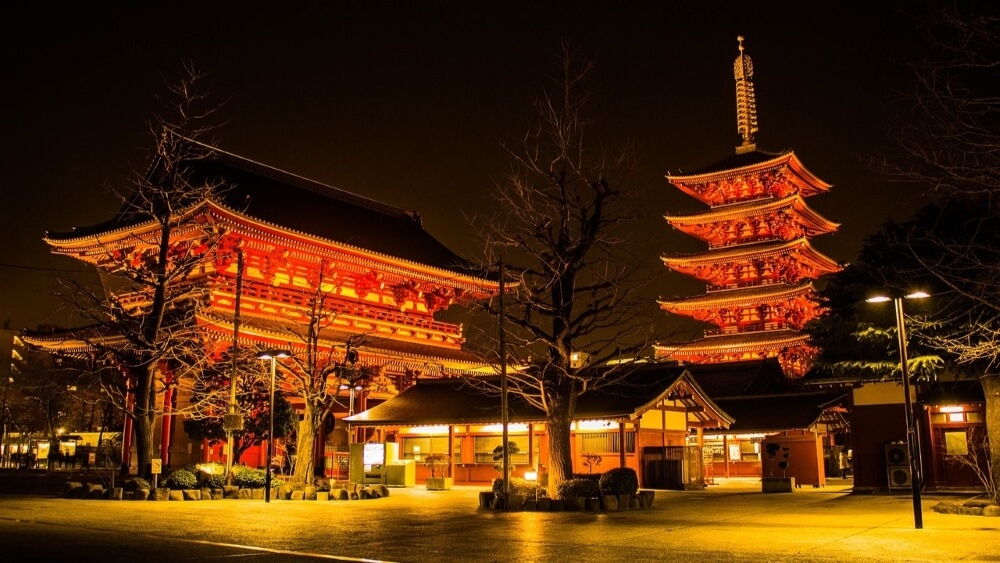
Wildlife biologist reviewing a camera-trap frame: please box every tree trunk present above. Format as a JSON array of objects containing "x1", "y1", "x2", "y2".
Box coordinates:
[
  {"x1": 130, "y1": 365, "x2": 157, "y2": 479},
  {"x1": 982, "y1": 373, "x2": 1000, "y2": 504},
  {"x1": 291, "y1": 402, "x2": 317, "y2": 485},
  {"x1": 546, "y1": 403, "x2": 573, "y2": 499}
]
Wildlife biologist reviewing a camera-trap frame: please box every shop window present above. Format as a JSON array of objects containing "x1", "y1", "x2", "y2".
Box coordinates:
[
  {"x1": 944, "y1": 431, "x2": 969, "y2": 456},
  {"x1": 473, "y1": 436, "x2": 530, "y2": 465},
  {"x1": 579, "y1": 431, "x2": 635, "y2": 454},
  {"x1": 401, "y1": 436, "x2": 459, "y2": 461}
]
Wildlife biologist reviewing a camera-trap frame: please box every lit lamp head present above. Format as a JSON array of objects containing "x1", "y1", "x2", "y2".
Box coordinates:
[
  {"x1": 865, "y1": 291, "x2": 930, "y2": 304},
  {"x1": 257, "y1": 350, "x2": 291, "y2": 361}
]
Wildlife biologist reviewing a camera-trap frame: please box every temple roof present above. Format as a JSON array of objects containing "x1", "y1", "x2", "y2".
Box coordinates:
[
  {"x1": 346, "y1": 363, "x2": 734, "y2": 428},
  {"x1": 661, "y1": 237, "x2": 841, "y2": 284},
  {"x1": 45, "y1": 140, "x2": 485, "y2": 277},
  {"x1": 659, "y1": 281, "x2": 814, "y2": 312},
  {"x1": 664, "y1": 194, "x2": 840, "y2": 242},
  {"x1": 655, "y1": 329, "x2": 810, "y2": 356},
  {"x1": 685, "y1": 359, "x2": 847, "y2": 432},
  {"x1": 666, "y1": 150, "x2": 832, "y2": 207}
]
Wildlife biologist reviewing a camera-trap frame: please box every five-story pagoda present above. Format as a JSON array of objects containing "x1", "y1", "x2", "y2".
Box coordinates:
[{"x1": 655, "y1": 37, "x2": 841, "y2": 377}]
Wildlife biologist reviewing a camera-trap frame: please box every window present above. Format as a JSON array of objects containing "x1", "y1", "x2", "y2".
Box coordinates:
[
  {"x1": 579, "y1": 431, "x2": 635, "y2": 454},
  {"x1": 944, "y1": 431, "x2": 969, "y2": 456},
  {"x1": 401, "y1": 436, "x2": 459, "y2": 461},
  {"x1": 473, "y1": 436, "x2": 531, "y2": 465}
]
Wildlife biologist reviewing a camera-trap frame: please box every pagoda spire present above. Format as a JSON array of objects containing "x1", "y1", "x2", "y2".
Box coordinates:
[{"x1": 734, "y1": 35, "x2": 758, "y2": 154}]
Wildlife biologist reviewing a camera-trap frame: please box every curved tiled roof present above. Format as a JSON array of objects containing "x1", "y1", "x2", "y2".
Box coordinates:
[
  {"x1": 659, "y1": 281, "x2": 814, "y2": 311},
  {"x1": 46, "y1": 141, "x2": 483, "y2": 277}
]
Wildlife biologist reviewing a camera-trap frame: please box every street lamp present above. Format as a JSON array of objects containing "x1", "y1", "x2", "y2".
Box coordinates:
[
  {"x1": 866, "y1": 290, "x2": 929, "y2": 529},
  {"x1": 256, "y1": 349, "x2": 291, "y2": 503}
]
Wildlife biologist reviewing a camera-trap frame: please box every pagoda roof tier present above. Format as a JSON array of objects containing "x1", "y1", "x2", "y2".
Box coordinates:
[
  {"x1": 658, "y1": 281, "x2": 814, "y2": 313},
  {"x1": 666, "y1": 150, "x2": 832, "y2": 207},
  {"x1": 654, "y1": 329, "x2": 809, "y2": 357},
  {"x1": 661, "y1": 237, "x2": 840, "y2": 284},
  {"x1": 664, "y1": 194, "x2": 839, "y2": 245},
  {"x1": 44, "y1": 139, "x2": 497, "y2": 289}
]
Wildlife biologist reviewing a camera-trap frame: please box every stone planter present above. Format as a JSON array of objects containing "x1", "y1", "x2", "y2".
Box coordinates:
[
  {"x1": 425, "y1": 477, "x2": 453, "y2": 490},
  {"x1": 250, "y1": 488, "x2": 265, "y2": 500},
  {"x1": 479, "y1": 491, "x2": 493, "y2": 508},
  {"x1": 153, "y1": 487, "x2": 170, "y2": 501},
  {"x1": 238, "y1": 488, "x2": 253, "y2": 500},
  {"x1": 200, "y1": 487, "x2": 213, "y2": 500},
  {"x1": 316, "y1": 491, "x2": 330, "y2": 502},
  {"x1": 109, "y1": 487, "x2": 124, "y2": 500},
  {"x1": 600, "y1": 494, "x2": 619, "y2": 510},
  {"x1": 133, "y1": 489, "x2": 149, "y2": 501},
  {"x1": 279, "y1": 485, "x2": 293, "y2": 500},
  {"x1": 291, "y1": 490, "x2": 305, "y2": 501},
  {"x1": 585, "y1": 498, "x2": 601, "y2": 511},
  {"x1": 304, "y1": 485, "x2": 317, "y2": 500},
  {"x1": 210, "y1": 488, "x2": 224, "y2": 500},
  {"x1": 638, "y1": 489, "x2": 655, "y2": 507},
  {"x1": 564, "y1": 496, "x2": 585, "y2": 511},
  {"x1": 508, "y1": 494, "x2": 525, "y2": 511},
  {"x1": 182, "y1": 489, "x2": 202, "y2": 501},
  {"x1": 762, "y1": 477, "x2": 795, "y2": 493},
  {"x1": 617, "y1": 494, "x2": 631, "y2": 510},
  {"x1": 223, "y1": 486, "x2": 239, "y2": 499}
]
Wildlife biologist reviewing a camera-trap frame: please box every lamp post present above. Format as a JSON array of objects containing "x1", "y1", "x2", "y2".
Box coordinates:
[
  {"x1": 257, "y1": 349, "x2": 291, "y2": 503},
  {"x1": 866, "y1": 290, "x2": 929, "y2": 529}
]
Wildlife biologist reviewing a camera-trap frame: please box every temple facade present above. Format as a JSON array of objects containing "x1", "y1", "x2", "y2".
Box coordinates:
[
  {"x1": 655, "y1": 38, "x2": 841, "y2": 377},
  {"x1": 27, "y1": 140, "x2": 498, "y2": 474}
]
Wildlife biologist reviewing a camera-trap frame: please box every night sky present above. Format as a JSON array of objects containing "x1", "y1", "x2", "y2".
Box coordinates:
[{"x1": 1, "y1": 2, "x2": 931, "y2": 335}]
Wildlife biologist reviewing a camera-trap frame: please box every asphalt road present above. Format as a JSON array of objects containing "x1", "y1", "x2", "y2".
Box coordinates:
[{"x1": 1, "y1": 480, "x2": 999, "y2": 562}]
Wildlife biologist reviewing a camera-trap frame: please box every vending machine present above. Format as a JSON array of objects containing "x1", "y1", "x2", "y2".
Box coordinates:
[{"x1": 349, "y1": 442, "x2": 399, "y2": 484}]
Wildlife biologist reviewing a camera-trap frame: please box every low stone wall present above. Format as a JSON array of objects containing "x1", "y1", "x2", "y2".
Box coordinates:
[
  {"x1": 61, "y1": 480, "x2": 390, "y2": 501},
  {"x1": 481, "y1": 489, "x2": 655, "y2": 512},
  {"x1": 933, "y1": 499, "x2": 1000, "y2": 517}
]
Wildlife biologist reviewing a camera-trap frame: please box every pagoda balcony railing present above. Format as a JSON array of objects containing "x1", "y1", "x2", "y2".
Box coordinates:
[
  {"x1": 705, "y1": 321, "x2": 786, "y2": 337},
  {"x1": 223, "y1": 280, "x2": 463, "y2": 337},
  {"x1": 705, "y1": 279, "x2": 781, "y2": 293},
  {"x1": 707, "y1": 234, "x2": 780, "y2": 249}
]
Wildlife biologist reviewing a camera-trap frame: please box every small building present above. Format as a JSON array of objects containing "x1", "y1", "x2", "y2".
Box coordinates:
[
  {"x1": 345, "y1": 362, "x2": 734, "y2": 489},
  {"x1": 687, "y1": 359, "x2": 849, "y2": 486}
]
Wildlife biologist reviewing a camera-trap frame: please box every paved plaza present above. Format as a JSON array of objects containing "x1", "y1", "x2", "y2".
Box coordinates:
[{"x1": 1, "y1": 478, "x2": 999, "y2": 562}]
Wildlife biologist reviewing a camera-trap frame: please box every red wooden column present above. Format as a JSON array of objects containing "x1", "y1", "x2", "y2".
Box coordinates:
[
  {"x1": 120, "y1": 372, "x2": 134, "y2": 471},
  {"x1": 160, "y1": 370, "x2": 174, "y2": 467},
  {"x1": 619, "y1": 422, "x2": 627, "y2": 468}
]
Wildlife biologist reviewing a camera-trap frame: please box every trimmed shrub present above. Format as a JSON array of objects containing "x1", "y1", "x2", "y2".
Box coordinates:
[
  {"x1": 195, "y1": 462, "x2": 228, "y2": 488},
  {"x1": 163, "y1": 469, "x2": 198, "y2": 490},
  {"x1": 231, "y1": 466, "x2": 267, "y2": 489},
  {"x1": 492, "y1": 477, "x2": 544, "y2": 498},
  {"x1": 557, "y1": 478, "x2": 600, "y2": 499},
  {"x1": 202, "y1": 472, "x2": 227, "y2": 489},
  {"x1": 123, "y1": 477, "x2": 151, "y2": 492},
  {"x1": 598, "y1": 467, "x2": 639, "y2": 496}
]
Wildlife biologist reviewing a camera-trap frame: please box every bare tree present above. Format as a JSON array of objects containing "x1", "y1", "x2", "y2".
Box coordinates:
[
  {"x1": 261, "y1": 261, "x2": 371, "y2": 485},
  {"x1": 52, "y1": 64, "x2": 228, "y2": 476},
  {"x1": 470, "y1": 45, "x2": 658, "y2": 497},
  {"x1": 876, "y1": 3, "x2": 1000, "y2": 497}
]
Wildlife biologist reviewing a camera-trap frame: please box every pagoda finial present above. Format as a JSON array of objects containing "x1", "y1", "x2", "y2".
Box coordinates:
[{"x1": 734, "y1": 35, "x2": 758, "y2": 154}]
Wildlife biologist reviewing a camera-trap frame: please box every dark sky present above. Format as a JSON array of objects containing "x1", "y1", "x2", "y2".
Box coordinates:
[{"x1": 1, "y1": 1, "x2": 931, "y2": 332}]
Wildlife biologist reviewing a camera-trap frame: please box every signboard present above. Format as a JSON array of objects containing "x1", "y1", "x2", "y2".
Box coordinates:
[{"x1": 151, "y1": 458, "x2": 162, "y2": 475}]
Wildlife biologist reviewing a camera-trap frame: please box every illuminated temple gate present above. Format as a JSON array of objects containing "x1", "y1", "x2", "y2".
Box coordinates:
[{"x1": 26, "y1": 140, "x2": 499, "y2": 474}]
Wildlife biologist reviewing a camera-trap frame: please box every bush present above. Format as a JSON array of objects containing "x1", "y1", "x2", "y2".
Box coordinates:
[
  {"x1": 163, "y1": 469, "x2": 198, "y2": 490},
  {"x1": 231, "y1": 466, "x2": 267, "y2": 489},
  {"x1": 123, "y1": 477, "x2": 151, "y2": 491},
  {"x1": 557, "y1": 478, "x2": 600, "y2": 499},
  {"x1": 492, "y1": 477, "x2": 544, "y2": 498},
  {"x1": 598, "y1": 467, "x2": 639, "y2": 496},
  {"x1": 202, "y1": 472, "x2": 227, "y2": 489}
]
